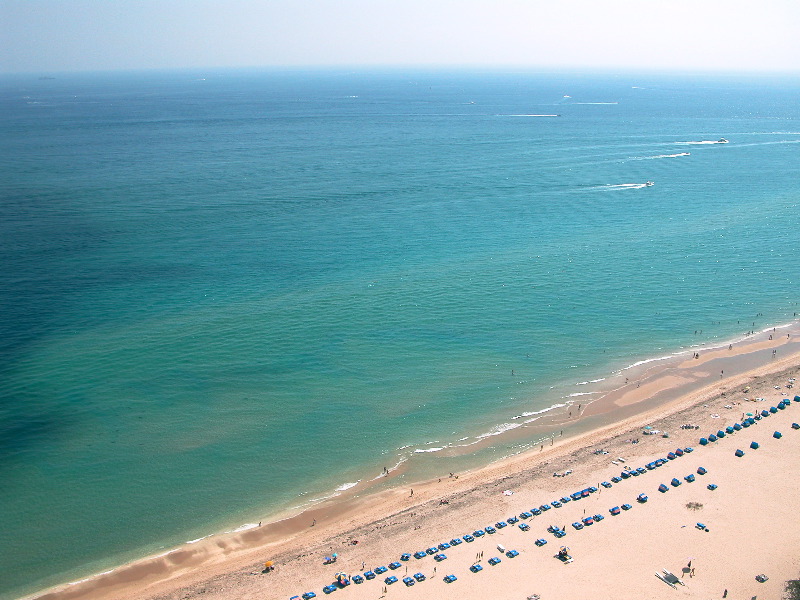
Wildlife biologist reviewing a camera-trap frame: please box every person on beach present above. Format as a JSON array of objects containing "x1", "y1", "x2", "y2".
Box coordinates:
[{"x1": 410, "y1": 489, "x2": 413, "y2": 497}]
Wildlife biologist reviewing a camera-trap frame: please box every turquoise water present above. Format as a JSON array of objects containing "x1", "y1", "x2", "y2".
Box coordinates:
[{"x1": 1, "y1": 69, "x2": 799, "y2": 598}]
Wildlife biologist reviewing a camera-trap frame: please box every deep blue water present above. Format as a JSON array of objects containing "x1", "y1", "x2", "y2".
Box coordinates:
[{"x1": 1, "y1": 68, "x2": 798, "y2": 598}]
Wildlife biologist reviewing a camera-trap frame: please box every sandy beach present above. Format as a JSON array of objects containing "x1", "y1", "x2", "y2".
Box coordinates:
[{"x1": 30, "y1": 329, "x2": 800, "y2": 600}]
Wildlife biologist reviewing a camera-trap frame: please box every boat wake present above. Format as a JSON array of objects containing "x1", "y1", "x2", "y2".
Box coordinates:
[
  {"x1": 676, "y1": 138, "x2": 728, "y2": 145},
  {"x1": 592, "y1": 182, "x2": 654, "y2": 191},
  {"x1": 630, "y1": 152, "x2": 690, "y2": 160}
]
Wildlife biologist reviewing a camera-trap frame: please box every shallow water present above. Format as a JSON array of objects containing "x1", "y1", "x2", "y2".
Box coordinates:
[{"x1": 1, "y1": 68, "x2": 799, "y2": 598}]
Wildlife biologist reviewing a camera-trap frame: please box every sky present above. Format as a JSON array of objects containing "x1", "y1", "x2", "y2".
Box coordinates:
[{"x1": 2, "y1": 0, "x2": 799, "y2": 74}]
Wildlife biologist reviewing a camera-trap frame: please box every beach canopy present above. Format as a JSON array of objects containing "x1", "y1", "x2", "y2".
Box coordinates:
[
  {"x1": 684, "y1": 474, "x2": 695, "y2": 482},
  {"x1": 778, "y1": 401, "x2": 787, "y2": 409},
  {"x1": 733, "y1": 423, "x2": 742, "y2": 431},
  {"x1": 716, "y1": 430, "x2": 725, "y2": 438},
  {"x1": 770, "y1": 406, "x2": 778, "y2": 414},
  {"x1": 773, "y1": 431, "x2": 782, "y2": 439},
  {"x1": 734, "y1": 449, "x2": 745, "y2": 457},
  {"x1": 742, "y1": 421, "x2": 751, "y2": 428},
  {"x1": 750, "y1": 441, "x2": 760, "y2": 449},
  {"x1": 792, "y1": 423, "x2": 799, "y2": 430},
  {"x1": 747, "y1": 418, "x2": 756, "y2": 425},
  {"x1": 699, "y1": 437, "x2": 709, "y2": 445},
  {"x1": 794, "y1": 395, "x2": 800, "y2": 402},
  {"x1": 667, "y1": 452, "x2": 676, "y2": 460},
  {"x1": 697, "y1": 467, "x2": 707, "y2": 475},
  {"x1": 708, "y1": 434, "x2": 718, "y2": 442},
  {"x1": 761, "y1": 410, "x2": 770, "y2": 417},
  {"x1": 726, "y1": 426, "x2": 735, "y2": 434},
  {"x1": 675, "y1": 448, "x2": 684, "y2": 456},
  {"x1": 658, "y1": 484, "x2": 669, "y2": 492},
  {"x1": 671, "y1": 478, "x2": 681, "y2": 487}
]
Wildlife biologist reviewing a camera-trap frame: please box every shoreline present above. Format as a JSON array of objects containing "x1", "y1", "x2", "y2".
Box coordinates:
[{"x1": 24, "y1": 321, "x2": 800, "y2": 600}]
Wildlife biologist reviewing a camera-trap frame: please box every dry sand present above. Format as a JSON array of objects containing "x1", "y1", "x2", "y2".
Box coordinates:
[{"x1": 31, "y1": 334, "x2": 800, "y2": 600}]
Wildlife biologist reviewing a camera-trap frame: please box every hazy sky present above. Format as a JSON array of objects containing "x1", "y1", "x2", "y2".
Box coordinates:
[{"x1": 2, "y1": 0, "x2": 799, "y2": 74}]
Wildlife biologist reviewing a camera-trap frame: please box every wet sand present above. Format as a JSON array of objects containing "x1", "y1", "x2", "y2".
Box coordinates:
[{"x1": 28, "y1": 327, "x2": 800, "y2": 600}]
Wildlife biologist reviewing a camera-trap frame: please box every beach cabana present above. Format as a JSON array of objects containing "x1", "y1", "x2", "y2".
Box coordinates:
[
  {"x1": 708, "y1": 434, "x2": 718, "y2": 442},
  {"x1": 726, "y1": 426, "x2": 735, "y2": 434},
  {"x1": 684, "y1": 474, "x2": 695, "y2": 483},
  {"x1": 675, "y1": 448, "x2": 684, "y2": 456},
  {"x1": 792, "y1": 423, "x2": 800, "y2": 430},
  {"x1": 750, "y1": 441, "x2": 760, "y2": 449},
  {"x1": 610, "y1": 506, "x2": 621, "y2": 515},
  {"x1": 667, "y1": 452, "x2": 676, "y2": 460},
  {"x1": 699, "y1": 437, "x2": 709, "y2": 446},
  {"x1": 684, "y1": 447, "x2": 694, "y2": 453},
  {"x1": 671, "y1": 478, "x2": 681, "y2": 487},
  {"x1": 761, "y1": 410, "x2": 770, "y2": 417},
  {"x1": 794, "y1": 395, "x2": 800, "y2": 403},
  {"x1": 778, "y1": 401, "x2": 787, "y2": 410},
  {"x1": 697, "y1": 466, "x2": 707, "y2": 475},
  {"x1": 770, "y1": 406, "x2": 779, "y2": 414},
  {"x1": 742, "y1": 420, "x2": 751, "y2": 428},
  {"x1": 708, "y1": 484, "x2": 718, "y2": 490},
  {"x1": 658, "y1": 483, "x2": 669, "y2": 493},
  {"x1": 734, "y1": 449, "x2": 745, "y2": 457},
  {"x1": 716, "y1": 430, "x2": 725, "y2": 438},
  {"x1": 733, "y1": 423, "x2": 743, "y2": 431},
  {"x1": 773, "y1": 431, "x2": 782, "y2": 439}
]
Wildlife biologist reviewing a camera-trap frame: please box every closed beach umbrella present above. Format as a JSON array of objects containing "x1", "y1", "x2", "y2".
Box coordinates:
[{"x1": 750, "y1": 441, "x2": 759, "y2": 449}]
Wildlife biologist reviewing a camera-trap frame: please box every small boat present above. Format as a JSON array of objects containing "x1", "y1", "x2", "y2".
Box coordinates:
[
  {"x1": 645, "y1": 181, "x2": 655, "y2": 187},
  {"x1": 717, "y1": 138, "x2": 729, "y2": 143}
]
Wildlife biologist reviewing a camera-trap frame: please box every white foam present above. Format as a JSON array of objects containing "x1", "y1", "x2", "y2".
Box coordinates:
[
  {"x1": 227, "y1": 523, "x2": 260, "y2": 533},
  {"x1": 576, "y1": 378, "x2": 606, "y2": 385},
  {"x1": 335, "y1": 481, "x2": 360, "y2": 492},
  {"x1": 476, "y1": 422, "x2": 521, "y2": 439},
  {"x1": 512, "y1": 402, "x2": 567, "y2": 420},
  {"x1": 414, "y1": 446, "x2": 446, "y2": 453},
  {"x1": 500, "y1": 114, "x2": 561, "y2": 117},
  {"x1": 186, "y1": 535, "x2": 211, "y2": 544},
  {"x1": 568, "y1": 391, "x2": 598, "y2": 397},
  {"x1": 595, "y1": 183, "x2": 650, "y2": 190}
]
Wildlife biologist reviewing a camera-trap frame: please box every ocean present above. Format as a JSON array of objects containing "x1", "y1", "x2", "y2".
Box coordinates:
[{"x1": 1, "y1": 68, "x2": 798, "y2": 599}]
